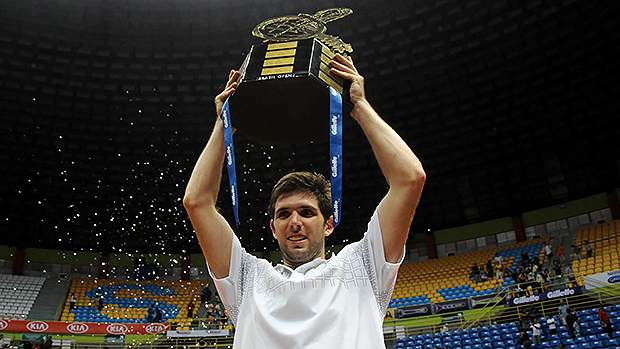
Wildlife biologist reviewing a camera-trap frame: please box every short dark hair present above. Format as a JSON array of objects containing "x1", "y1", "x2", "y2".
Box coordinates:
[{"x1": 268, "y1": 171, "x2": 331, "y2": 222}]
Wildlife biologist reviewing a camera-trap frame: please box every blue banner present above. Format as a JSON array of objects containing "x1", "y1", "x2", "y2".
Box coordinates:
[
  {"x1": 329, "y1": 87, "x2": 343, "y2": 227},
  {"x1": 221, "y1": 98, "x2": 240, "y2": 226}
]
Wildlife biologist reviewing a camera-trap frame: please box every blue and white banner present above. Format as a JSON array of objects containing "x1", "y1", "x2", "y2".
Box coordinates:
[
  {"x1": 507, "y1": 286, "x2": 582, "y2": 306},
  {"x1": 221, "y1": 98, "x2": 240, "y2": 226},
  {"x1": 584, "y1": 269, "x2": 620, "y2": 290},
  {"x1": 329, "y1": 87, "x2": 343, "y2": 227}
]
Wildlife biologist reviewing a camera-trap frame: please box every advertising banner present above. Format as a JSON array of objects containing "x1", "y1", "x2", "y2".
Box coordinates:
[
  {"x1": 507, "y1": 286, "x2": 582, "y2": 306},
  {"x1": 584, "y1": 269, "x2": 620, "y2": 290},
  {"x1": 166, "y1": 329, "x2": 230, "y2": 338},
  {"x1": 393, "y1": 294, "x2": 505, "y2": 319},
  {"x1": 0, "y1": 320, "x2": 168, "y2": 335}
]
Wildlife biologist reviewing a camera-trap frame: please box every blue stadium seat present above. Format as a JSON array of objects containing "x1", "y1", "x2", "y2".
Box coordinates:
[
  {"x1": 558, "y1": 332, "x2": 570, "y2": 339},
  {"x1": 588, "y1": 341, "x2": 603, "y2": 349},
  {"x1": 596, "y1": 332, "x2": 609, "y2": 341},
  {"x1": 581, "y1": 327, "x2": 595, "y2": 336}
]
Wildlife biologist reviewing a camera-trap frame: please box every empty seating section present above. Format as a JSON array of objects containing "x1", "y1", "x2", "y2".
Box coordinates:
[
  {"x1": 389, "y1": 239, "x2": 548, "y2": 308},
  {"x1": 393, "y1": 304, "x2": 620, "y2": 349},
  {"x1": 574, "y1": 220, "x2": 620, "y2": 277},
  {"x1": 0, "y1": 274, "x2": 45, "y2": 319},
  {"x1": 61, "y1": 278, "x2": 207, "y2": 330}
]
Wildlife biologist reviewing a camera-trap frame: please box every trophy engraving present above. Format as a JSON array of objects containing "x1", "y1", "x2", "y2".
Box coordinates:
[{"x1": 252, "y1": 8, "x2": 353, "y2": 54}]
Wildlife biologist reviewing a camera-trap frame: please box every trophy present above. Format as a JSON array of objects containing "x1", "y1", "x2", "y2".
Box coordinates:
[{"x1": 228, "y1": 8, "x2": 355, "y2": 145}]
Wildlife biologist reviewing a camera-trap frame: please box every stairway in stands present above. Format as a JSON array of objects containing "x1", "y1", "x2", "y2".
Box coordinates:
[{"x1": 28, "y1": 278, "x2": 69, "y2": 321}]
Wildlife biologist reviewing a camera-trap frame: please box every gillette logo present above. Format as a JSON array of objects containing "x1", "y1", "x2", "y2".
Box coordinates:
[{"x1": 331, "y1": 115, "x2": 339, "y2": 135}]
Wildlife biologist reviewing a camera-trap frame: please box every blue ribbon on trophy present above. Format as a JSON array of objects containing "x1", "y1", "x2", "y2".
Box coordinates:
[
  {"x1": 329, "y1": 87, "x2": 343, "y2": 227},
  {"x1": 221, "y1": 98, "x2": 240, "y2": 226}
]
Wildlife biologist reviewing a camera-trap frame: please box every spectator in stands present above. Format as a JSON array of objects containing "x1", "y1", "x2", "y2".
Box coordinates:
[
  {"x1": 566, "y1": 308, "x2": 578, "y2": 339},
  {"x1": 69, "y1": 293, "x2": 76, "y2": 310},
  {"x1": 41, "y1": 337, "x2": 52, "y2": 349},
  {"x1": 494, "y1": 252, "x2": 503, "y2": 265},
  {"x1": 584, "y1": 240, "x2": 593, "y2": 258},
  {"x1": 503, "y1": 265, "x2": 513, "y2": 280},
  {"x1": 480, "y1": 268, "x2": 488, "y2": 281},
  {"x1": 531, "y1": 318, "x2": 542, "y2": 346},
  {"x1": 94, "y1": 294, "x2": 103, "y2": 311},
  {"x1": 486, "y1": 259, "x2": 494, "y2": 279},
  {"x1": 565, "y1": 265, "x2": 576, "y2": 285},
  {"x1": 558, "y1": 300, "x2": 569, "y2": 325},
  {"x1": 521, "y1": 249, "x2": 531, "y2": 265},
  {"x1": 541, "y1": 268, "x2": 551, "y2": 286},
  {"x1": 147, "y1": 304, "x2": 155, "y2": 322},
  {"x1": 471, "y1": 263, "x2": 482, "y2": 283},
  {"x1": 493, "y1": 281, "x2": 502, "y2": 293},
  {"x1": 547, "y1": 316, "x2": 557, "y2": 335},
  {"x1": 556, "y1": 245, "x2": 565, "y2": 264},
  {"x1": 22, "y1": 342, "x2": 32, "y2": 349},
  {"x1": 520, "y1": 308, "x2": 531, "y2": 330},
  {"x1": 544, "y1": 242, "x2": 553, "y2": 263},
  {"x1": 553, "y1": 260, "x2": 563, "y2": 278},
  {"x1": 206, "y1": 302, "x2": 214, "y2": 318},
  {"x1": 200, "y1": 286, "x2": 212, "y2": 304},
  {"x1": 187, "y1": 300, "x2": 195, "y2": 318},
  {"x1": 183, "y1": 56, "x2": 425, "y2": 348},
  {"x1": 156, "y1": 306, "x2": 163, "y2": 322},
  {"x1": 556, "y1": 342, "x2": 566, "y2": 349},
  {"x1": 571, "y1": 244, "x2": 581, "y2": 261},
  {"x1": 598, "y1": 306, "x2": 613, "y2": 337},
  {"x1": 495, "y1": 262, "x2": 503, "y2": 280},
  {"x1": 534, "y1": 271, "x2": 544, "y2": 293},
  {"x1": 518, "y1": 329, "x2": 532, "y2": 349}
]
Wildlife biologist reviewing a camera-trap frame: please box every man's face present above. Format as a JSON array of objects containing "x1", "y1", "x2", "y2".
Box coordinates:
[{"x1": 270, "y1": 191, "x2": 334, "y2": 269}]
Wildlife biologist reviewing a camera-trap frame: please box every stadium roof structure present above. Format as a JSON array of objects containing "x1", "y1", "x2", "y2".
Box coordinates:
[{"x1": 0, "y1": 0, "x2": 618, "y2": 254}]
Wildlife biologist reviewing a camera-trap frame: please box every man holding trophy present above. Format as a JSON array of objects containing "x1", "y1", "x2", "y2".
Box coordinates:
[{"x1": 184, "y1": 9, "x2": 425, "y2": 348}]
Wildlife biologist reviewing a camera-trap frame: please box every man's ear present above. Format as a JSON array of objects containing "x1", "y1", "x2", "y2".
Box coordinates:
[
  {"x1": 324, "y1": 216, "x2": 335, "y2": 237},
  {"x1": 270, "y1": 219, "x2": 277, "y2": 239}
]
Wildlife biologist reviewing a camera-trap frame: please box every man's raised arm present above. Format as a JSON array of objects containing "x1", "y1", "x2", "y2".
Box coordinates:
[
  {"x1": 330, "y1": 54, "x2": 426, "y2": 263},
  {"x1": 183, "y1": 70, "x2": 241, "y2": 279}
]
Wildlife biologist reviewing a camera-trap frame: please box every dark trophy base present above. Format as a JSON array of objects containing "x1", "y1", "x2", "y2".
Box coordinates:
[{"x1": 228, "y1": 38, "x2": 353, "y2": 146}]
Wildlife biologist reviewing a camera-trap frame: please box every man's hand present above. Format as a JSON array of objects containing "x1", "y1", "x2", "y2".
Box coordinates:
[
  {"x1": 329, "y1": 54, "x2": 367, "y2": 106},
  {"x1": 215, "y1": 70, "x2": 241, "y2": 117}
]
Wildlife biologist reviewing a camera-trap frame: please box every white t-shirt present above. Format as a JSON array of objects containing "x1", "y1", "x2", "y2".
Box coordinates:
[
  {"x1": 210, "y1": 209, "x2": 403, "y2": 349},
  {"x1": 532, "y1": 323, "x2": 541, "y2": 336}
]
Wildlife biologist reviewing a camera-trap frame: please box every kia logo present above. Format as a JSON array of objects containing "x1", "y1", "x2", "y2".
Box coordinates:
[
  {"x1": 0, "y1": 320, "x2": 8, "y2": 331},
  {"x1": 106, "y1": 324, "x2": 128, "y2": 335},
  {"x1": 67, "y1": 323, "x2": 89, "y2": 334},
  {"x1": 26, "y1": 321, "x2": 49, "y2": 332},
  {"x1": 145, "y1": 323, "x2": 166, "y2": 334}
]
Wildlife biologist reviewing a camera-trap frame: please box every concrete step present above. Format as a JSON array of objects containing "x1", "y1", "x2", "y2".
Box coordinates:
[{"x1": 28, "y1": 278, "x2": 69, "y2": 321}]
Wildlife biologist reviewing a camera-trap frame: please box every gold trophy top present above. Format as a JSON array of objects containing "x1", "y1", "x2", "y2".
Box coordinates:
[{"x1": 252, "y1": 8, "x2": 353, "y2": 54}]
